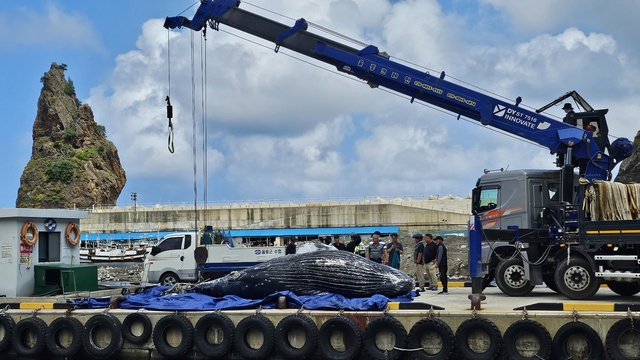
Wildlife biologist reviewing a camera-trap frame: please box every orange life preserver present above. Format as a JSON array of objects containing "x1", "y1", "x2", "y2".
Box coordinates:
[
  {"x1": 21, "y1": 222, "x2": 38, "y2": 246},
  {"x1": 65, "y1": 223, "x2": 80, "y2": 247}
]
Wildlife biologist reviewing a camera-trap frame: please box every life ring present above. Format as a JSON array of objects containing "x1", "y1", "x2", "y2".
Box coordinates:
[
  {"x1": 46, "y1": 316, "x2": 83, "y2": 358},
  {"x1": 20, "y1": 221, "x2": 38, "y2": 246},
  {"x1": 152, "y1": 313, "x2": 194, "y2": 359},
  {"x1": 275, "y1": 314, "x2": 318, "y2": 359},
  {"x1": 318, "y1": 316, "x2": 362, "y2": 360},
  {"x1": 0, "y1": 312, "x2": 15, "y2": 353},
  {"x1": 194, "y1": 312, "x2": 235, "y2": 358},
  {"x1": 11, "y1": 316, "x2": 48, "y2": 357},
  {"x1": 454, "y1": 317, "x2": 502, "y2": 360},
  {"x1": 552, "y1": 321, "x2": 603, "y2": 360},
  {"x1": 82, "y1": 313, "x2": 123, "y2": 359},
  {"x1": 503, "y1": 319, "x2": 552, "y2": 360},
  {"x1": 363, "y1": 316, "x2": 407, "y2": 360},
  {"x1": 65, "y1": 222, "x2": 80, "y2": 247},
  {"x1": 605, "y1": 318, "x2": 640, "y2": 360},
  {"x1": 234, "y1": 314, "x2": 276, "y2": 360},
  {"x1": 122, "y1": 312, "x2": 152, "y2": 345},
  {"x1": 407, "y1": 317, "x2": 455, "y2": 360}
]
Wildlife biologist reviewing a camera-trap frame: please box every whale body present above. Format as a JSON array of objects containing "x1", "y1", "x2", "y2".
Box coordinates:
[{"x1": 192, "y1": 248, "x2": 414, "y2": 299}]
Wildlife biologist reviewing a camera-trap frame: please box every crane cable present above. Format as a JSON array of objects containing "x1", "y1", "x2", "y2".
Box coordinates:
[
  {"x1": 191, "y1": 30, "x2": 198, "y2": 232},
  {"x1": 166, "y1": 29, "x2": 175, "y2": 153}
]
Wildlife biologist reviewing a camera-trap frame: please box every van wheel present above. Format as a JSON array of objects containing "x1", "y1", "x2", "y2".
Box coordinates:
[
  {"x1": 495, "y1": 258, "x2": 534, "y2": 296},
  {"x1": 160, "y1": 272, "x2": 179, "y2": 286}
]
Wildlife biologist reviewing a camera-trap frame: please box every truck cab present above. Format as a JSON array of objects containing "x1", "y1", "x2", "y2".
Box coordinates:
[
  {"x1": 471, "y1": 169, "x2": 567, "y2": 295},
  {"x1": 143, "y1": 232, "x2": 196, "y2": 285},
  {"x1": 142, "y1": 230, "x2": 287, "y2": 286}
]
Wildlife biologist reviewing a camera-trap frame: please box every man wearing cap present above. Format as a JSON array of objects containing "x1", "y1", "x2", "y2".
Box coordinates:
[
  {"x1": 412, "y1": 234, "x2": 426, "y2": 291},
  {"x1": 435, "y1": 236, "x2": 448, "y2": 294},
  {"x1": 346, "y1": 233, "x2": 361, "y2": 254},
  {"x1": 423, "y1": 233, "x2": 439, "y2": 291},
  {"x1": 385, "y1": 233, "x2": 404, "y2": 270},
  {"x1": 562, "y1": 103, "x2": 577, "y2": 126}
]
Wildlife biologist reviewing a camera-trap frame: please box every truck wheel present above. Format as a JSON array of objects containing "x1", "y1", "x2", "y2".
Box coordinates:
[
  {"x1": 607, "y1": 281, "x2": 640, "y2": 296},
  {"x1": 159, "y1": 272, "x2": 180, "y2": 286},
  {"x1": 554, "y1": 257, "x2": 599, "y2": 300},
  {"x1": 495, "y1": 258, "x2": 534, "y2": 296}
]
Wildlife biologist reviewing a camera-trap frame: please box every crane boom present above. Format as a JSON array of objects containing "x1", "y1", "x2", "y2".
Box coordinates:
[{"x1": 164, "y1": 0, "x2": 632, "y2": 181}]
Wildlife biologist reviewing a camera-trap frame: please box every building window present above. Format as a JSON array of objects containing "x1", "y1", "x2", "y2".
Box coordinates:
[{"x1": 38, "y1": 232, "x2": 61, "y2": 262}]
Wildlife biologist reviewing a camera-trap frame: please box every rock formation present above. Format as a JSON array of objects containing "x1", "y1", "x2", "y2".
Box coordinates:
[
  {"x1": 16, "y1": 63, "x2": 126, "y2": 208},
  {"x1": 615, "y1": 130, "x2": 640, "y2": 183}
]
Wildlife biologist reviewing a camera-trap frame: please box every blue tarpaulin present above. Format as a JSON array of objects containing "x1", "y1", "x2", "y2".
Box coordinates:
[{"x1": 73, "y1": 286, "x2": 415, "y2": 311}]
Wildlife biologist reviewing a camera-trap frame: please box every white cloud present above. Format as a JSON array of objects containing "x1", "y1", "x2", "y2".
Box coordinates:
[
  {"x1": 0, "y1": 3, "x2": 104, "y2": 51},
  {"x1": 85, "y1": 0, "x2": 640, "y2": 204}
]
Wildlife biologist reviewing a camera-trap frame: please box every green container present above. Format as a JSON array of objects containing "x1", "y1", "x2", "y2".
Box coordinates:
[{"x1": 34, "y1": 263, "x2": 98, "y2": 295}]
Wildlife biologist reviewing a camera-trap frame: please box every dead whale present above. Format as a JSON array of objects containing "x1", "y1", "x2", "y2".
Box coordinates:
[{"x1": 191, "y1": 248, "x2": 414, "y2": 299}]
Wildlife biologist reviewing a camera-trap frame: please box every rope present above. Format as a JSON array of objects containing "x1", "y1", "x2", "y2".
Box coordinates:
[{"x1": 583, "y1": 180, "x2": 640, "y2": 221}]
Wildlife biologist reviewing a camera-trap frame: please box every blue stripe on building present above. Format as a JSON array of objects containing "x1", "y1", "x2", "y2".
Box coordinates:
[{"x1": 82, "y1": 226, "x2": 399, "y2": 242}]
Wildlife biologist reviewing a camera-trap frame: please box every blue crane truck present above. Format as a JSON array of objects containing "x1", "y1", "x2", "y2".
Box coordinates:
[{"x1": 164, "y1": 0, "x2": 638, "y2": 300}]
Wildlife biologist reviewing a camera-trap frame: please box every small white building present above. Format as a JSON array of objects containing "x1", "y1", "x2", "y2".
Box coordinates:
[{"x1": 0, "y1": 208, "x2": 88, "y2": 297}]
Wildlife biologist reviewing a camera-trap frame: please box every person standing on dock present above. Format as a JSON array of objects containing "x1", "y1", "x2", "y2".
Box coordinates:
[
  {"x1": 367, "y1": 232, "x2": 384, "y2": 263},
  {"x1": 285, "y1": 237, "x2": 296, "y2": 255},
  {"x1": 385, "y1": 233, "x2": 404, "y2": 270},
  {"x1": 435, "y1": 236, "x2": 448, "y2": 294},
  {"x1": 412, "y1": 233, "x2": 426, "y2": 291},
  {"x1": 332, "y1": 234, "x2": 346, "y2": 251},
  {"x1": 423, "y1": 233, "x2": 439, "y2": 291}
]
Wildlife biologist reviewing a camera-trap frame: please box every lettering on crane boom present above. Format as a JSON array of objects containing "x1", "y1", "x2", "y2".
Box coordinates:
[{"x1": 494, "y1": 104, "x2": 550, "y2": 130}]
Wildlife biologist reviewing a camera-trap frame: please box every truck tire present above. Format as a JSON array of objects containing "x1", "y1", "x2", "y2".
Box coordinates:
[
  {"x1": 554, "y1": 257, "x2": 599, "y2": 300},
  {"x1": 495, "y1": 258, "x2": 534, "y2": 296},
  {"x1": 159, "y1": 272, "x2": 180, "y2": 286},
  {"x1": 607, "y1": 281, "x2": 640, "y2": 296}
]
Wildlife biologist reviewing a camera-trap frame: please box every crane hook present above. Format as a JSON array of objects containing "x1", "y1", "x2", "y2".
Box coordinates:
[{"x1": 165, "y1": 96, "x2": 175, "y2": 153}]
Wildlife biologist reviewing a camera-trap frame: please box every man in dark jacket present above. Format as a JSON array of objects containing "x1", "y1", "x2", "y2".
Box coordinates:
[
  {"x1": 285, "y1": 237, "x2": 296, "y2": 255},
  {"x1": 435, "y1": 236, "x2": 448, "y2": 294},
  {"x1": 345, "y1": 233, "x2": 361, "y2": 253},
  {"x1": 412, "y1": 234, "x2": 425, "y2": 291},
  {"x1": 423, "y1": 233, "x2": 439, "y2": 290}
]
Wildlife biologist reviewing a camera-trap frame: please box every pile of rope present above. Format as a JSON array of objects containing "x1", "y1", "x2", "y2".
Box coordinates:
[{"x1": 583, "y1": 180, "x2": 640, "y2": 221}]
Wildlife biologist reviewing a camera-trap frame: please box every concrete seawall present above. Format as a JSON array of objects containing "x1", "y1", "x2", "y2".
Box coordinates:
[{"x1": 80, "y1": 197, "x2": 472, "y2": 234}]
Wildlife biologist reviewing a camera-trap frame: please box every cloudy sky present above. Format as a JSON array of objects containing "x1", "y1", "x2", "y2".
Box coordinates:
[{"x1": 1, "y1": 0, "x2": 639, "y2": 209}]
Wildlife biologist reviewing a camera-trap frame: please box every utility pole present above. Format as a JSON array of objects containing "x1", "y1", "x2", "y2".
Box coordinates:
[{"x1": 131, "y1": 192, "x2": 138, "y2": 222}]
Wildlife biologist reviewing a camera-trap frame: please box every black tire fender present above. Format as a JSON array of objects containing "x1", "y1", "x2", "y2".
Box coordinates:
[
  {"x1": 122, "y1": 312, "x2": 153, "y2": 345},
  {"x1": 318, "y1": 316, "x2": 362, "y2": 360},
  {"x1": 275, "y1": 313, "x2": 318, "y2": 359},
  {"x1": 0, "y1": 312, "x2": 15, "y2": 353},
  {"x1": 454, "y1": 317, "x2": 502, "y2": 360},
  {"x1": 82, "y1": 313, "x2": 124, "y2": 359},
  {"x1": 11, "y1": 316, "x2": 48, "y2": 357},
  {"x1": 194, "y1": 312, "x2": 235, "y2": 359},
  {"x1": 363, "y1": 316, "x2": 407, "y2": 360},
  {"x1": 606, "y1": 318, "x2": 640, "y2": 360},
  {"x1": 46, "y1": 316, "x2": 83, "y2": 358},
  {"x1": 234, "y1": 314, "x2": 276, "y2": 360},
  {"x1": 552, "y1": 321, "x2": 603, "y2": 360},
  {"x1": 503, "y1": 319, "x2": 552, "y2": 360},
  {"x1": 407, "y1": 317, "x2": 454, "y2": 360},
  {"x1": 152, "y1": 313, "x2": 194, "y2": 359}
]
